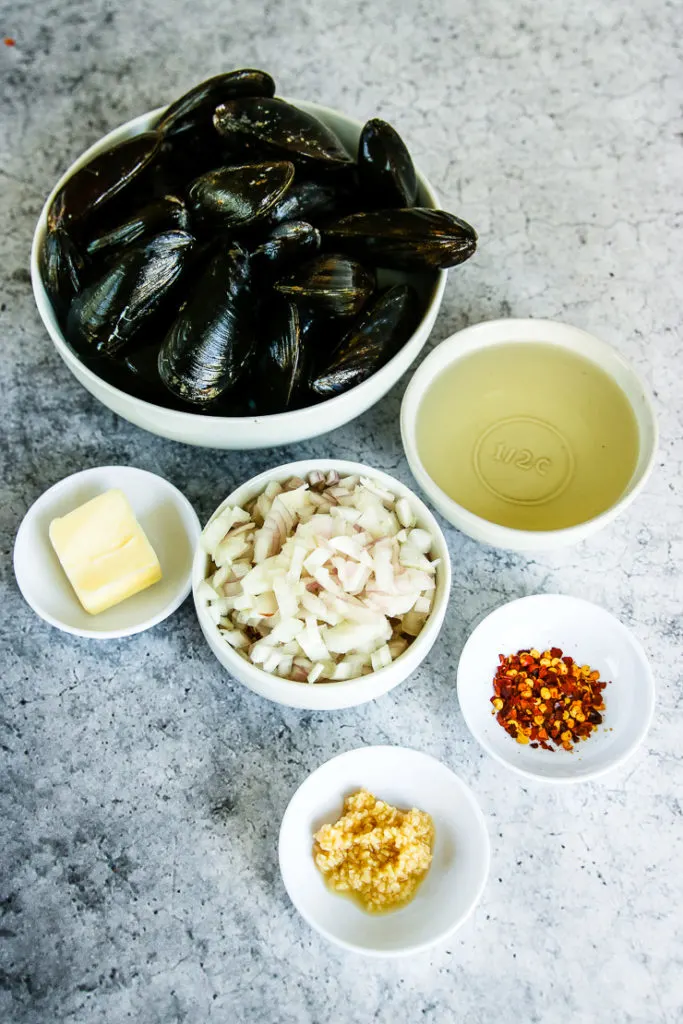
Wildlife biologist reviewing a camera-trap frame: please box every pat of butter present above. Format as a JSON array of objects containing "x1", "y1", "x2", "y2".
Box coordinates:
[{"x1": 49, "y1": 489, "x2": 162, "y2": 615}]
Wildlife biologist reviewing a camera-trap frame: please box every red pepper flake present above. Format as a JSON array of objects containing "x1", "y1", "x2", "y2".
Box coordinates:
[
  {"x1": 4, "y1": 37, "x2": 16, "y2": 46},
  {"x1": 490, "y1": 647, "x2": 608, "y2": 752}
]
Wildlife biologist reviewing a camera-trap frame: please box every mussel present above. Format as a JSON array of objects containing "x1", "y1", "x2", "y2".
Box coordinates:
[
  {"x1": 309, "y1": 283, "x2": 419, "y2": 396},
  {"x1": 67, "y1": 229, "x2": 194, "y2": 355},
  {"x1": 214, "y1": 97, "x2": 351, "y2": 166},
  {"x1": 86, "y1": 195, "x2": 190, "y2": 259},
  {"x1": 152, "y1": 72, "x2": 277, "y2": 196},
  {"x1": 262, "y1": 178, "x2": 348, "y2": 228},
  {"x1": 157, "y1": 69, "x2": 276, "y2": 139},
  {"x1": 275, "y1": 254, "x2": 375, "y2": 317},
  {"x1": 251, "y1": 220, "x2": 321, "y2": 276},
  {"x1": 358, "y1": 118, "x2": 418, "y2": 208},
  {"x1": 188, "y1": 162, "x2": 295, "y2": 231},
  {"x1": 257, "y1": 297, "x2": 305, "y2": 412},
  {"x1": 158, "y1": 243, "x2": 255, "y2": 405},
  {"x1": 323, "y1": 208, "x2": 477, "y2": 271},
  {"x1": 122, "y1": 340, "x2": 178, "y2": 404},
  {"x1": 296, "y1": 305, "x2": 348, "y2": 383},
  {"x1": 40, "y1": 223, "x2": 84, "y2": 320},
  {"x1": 49, "y1": 132, "x2": 162, "y2": 234}
]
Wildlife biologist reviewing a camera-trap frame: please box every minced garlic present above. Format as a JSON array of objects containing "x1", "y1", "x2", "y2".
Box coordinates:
[{"x1": 313, "y1": 789, "x2": 434, "y2": 913}]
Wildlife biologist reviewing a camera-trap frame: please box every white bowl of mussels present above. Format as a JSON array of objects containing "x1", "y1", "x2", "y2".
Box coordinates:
[
  {"x1": 30, "y1": 69, "x2": 477, "y2": 449},
  {"x1": 191, "y1": 459, "x2": 451, "y2": 710}
]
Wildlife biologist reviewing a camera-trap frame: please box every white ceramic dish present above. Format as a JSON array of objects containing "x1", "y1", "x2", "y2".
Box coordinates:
[
  {"x1": 400, "y1": 318, "x2": 658, "y2": 551},
  {"x1": 192, "y1": 459, "x2": 451, "y2": 710},
  {"x1": 278, "y1": 746, "x2": 490, "y2": 957},
  {"x1": 13, "y1": 465, "x2": 201, "y2": 639},
  {"x1": 31, "y1": 101, "x2": 446, "y2": 450},
  {"x1": 457, "y1": 594, "x2": 655, "y2": 783}
]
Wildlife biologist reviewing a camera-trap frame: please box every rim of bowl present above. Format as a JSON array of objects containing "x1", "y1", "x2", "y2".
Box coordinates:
[
  {"x1": 278, "y1": 745, "x2": 491, "y2": 957},
  {"x1": 12, "y1": 465, "x2": 201, "y2": 639},
  {"x1": 456, "y1": 593, "x2": 656, "y2": 783},
  {"x1": 400, "y1": 317, "x2": 659, "y2": 547},
  {"x1": 31, "y1": 100, "x2": 447, "y2": 431},
  {"x1": 192, "y1": 459, "x2": 451, "y2": 702}
]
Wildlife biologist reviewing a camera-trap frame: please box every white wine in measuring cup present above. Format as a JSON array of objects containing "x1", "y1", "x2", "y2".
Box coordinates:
[{"x1": 415, "y1": 342, "x2": 639, "y2": 531}]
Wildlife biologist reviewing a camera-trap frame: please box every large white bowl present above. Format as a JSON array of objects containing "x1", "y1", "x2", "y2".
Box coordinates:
[
  {"x1": 400, "y1": 318, "x2": 658, "y2": 551},
  {"x1": 278, "y1": 746, "x2": 490, "y2": 957},
  {"x1": 192, "y1": 460, "x2": 451, "y2": 710},
  {"x1": 457, "y1": 594, "x2": 655, "y2": 783},
  {"x1": 31, "y1": 101, "x2": 446, "y2": 449}
]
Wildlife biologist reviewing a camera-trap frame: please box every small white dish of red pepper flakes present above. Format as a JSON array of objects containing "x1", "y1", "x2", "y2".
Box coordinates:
[{"x1": 457, "y1": 594, "x2": 655, "y2": 783}]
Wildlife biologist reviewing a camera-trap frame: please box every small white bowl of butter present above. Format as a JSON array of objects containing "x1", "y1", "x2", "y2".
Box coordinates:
[
  {"x1": 401, "y1": 318, "x2": 658, "y2": 551},
  {"x1": 13, "y1": 465, "x2": 201, "y2": 638}
]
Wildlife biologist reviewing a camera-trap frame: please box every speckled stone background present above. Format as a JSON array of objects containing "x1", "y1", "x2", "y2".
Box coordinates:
[{"x1": 1, "y1": 1, "x2": 682, "y2": 1021}]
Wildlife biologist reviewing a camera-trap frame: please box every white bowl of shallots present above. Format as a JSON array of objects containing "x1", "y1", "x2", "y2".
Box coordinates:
[{"x1": 192, "y1": 460, "x2": 451, "y2": 709}]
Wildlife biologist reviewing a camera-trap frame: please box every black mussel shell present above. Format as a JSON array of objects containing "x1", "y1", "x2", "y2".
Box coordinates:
[
  {"x1": 257, "y1": 297, "x2": 305, "y2": 412},
  {"x1": 86, "y1": 195, "x2": 190, "y2": 259},
  {"x1": 275, "y1": 254, "x2": 375, "y2": 318},
  {"x1": 262, "y1": 179, "x2": 347, "y2": 228},
  {"x1": 123, "y1": 340, "x2": 182, "y2": 404},
  {"x1": 299, "y1": 304, "x2": 347, "y2": 354},
  {"x1": 78, "y1": 348, "x2": 188, "y2": 410},
  {"x1": 143, "y1": 128, "x2": 230, "y2": 201},
  {"x1": 206, "y1": 382, "x2": 254, "y2": 416},
  {"x1": 67, "y1": 229, "x2": 194, "y2": 355},
  {"x1": 157, "y1": 69, "x2": 276, "y2": 139},
  {"x1": 214, "y1": 97, "x2": 351, "y2": 166},
  {"x1": 358, "y1": 118, "x2": 417, "y2": 208},
  {"x1": 296, "y1": 305, "x2": 348, "y2": 385},
  {"x1": 251, "y1": 220, "x2": 321, "y2": 276},
  {"x1": 125, "y1": 342, "x2": 165, "y2": 387},
  {"x1": 49, "y1": 132, "x2": 162, "y2": 235},
  {"x1": 188, "y1": 162, "x2": 295, "y2": 231},
  {"x1": 323, "y1": 208, "x2": 477, "y2": 271},
  {"x1": 309, "y1": 283, "x2": 420, "y2": 396},
  {"x1": 40, "y1": 223, "x2": 84, "y2": 321},
  {"x1": 158, "y1": 243, "x2": 255, "y2": 405}
]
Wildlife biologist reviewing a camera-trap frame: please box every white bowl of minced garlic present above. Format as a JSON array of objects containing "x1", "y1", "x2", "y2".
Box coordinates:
[{"x1": 278, "y1": 745, "x2": 490, "y2": 957}]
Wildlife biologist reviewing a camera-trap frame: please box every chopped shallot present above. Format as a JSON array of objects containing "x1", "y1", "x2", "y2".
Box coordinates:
[{"x1": 199, "y1": 472, "x2": 438, "y2": 683}]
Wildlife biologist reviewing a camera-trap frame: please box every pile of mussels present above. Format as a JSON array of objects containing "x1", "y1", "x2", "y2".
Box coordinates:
[{"x1": 41, "y1": 69, "x2": 477, "y2": 415}]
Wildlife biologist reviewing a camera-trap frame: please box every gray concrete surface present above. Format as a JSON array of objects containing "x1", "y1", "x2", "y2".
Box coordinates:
[{"x1": 1, "y1": 1, "x2": 682, "y2": 1021}]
